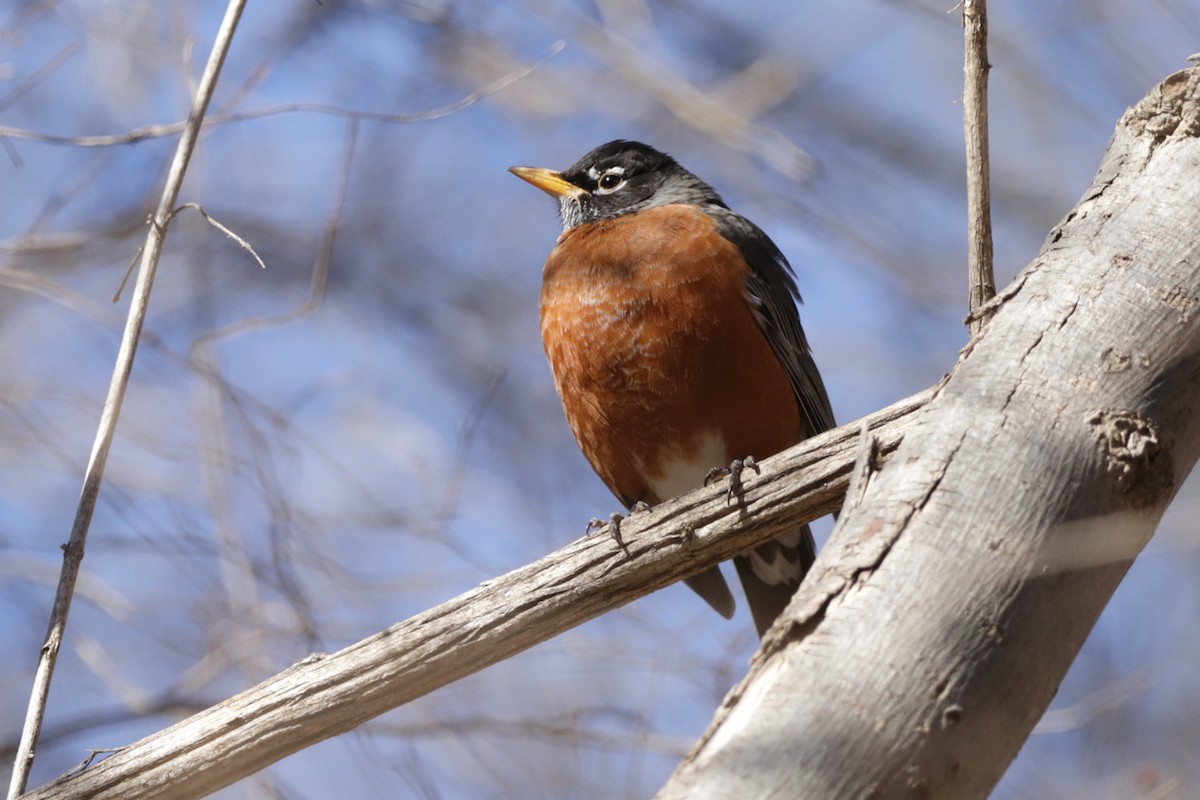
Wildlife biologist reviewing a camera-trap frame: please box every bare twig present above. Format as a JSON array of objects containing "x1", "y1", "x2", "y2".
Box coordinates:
[
  {"x1": 171, "y1": 203, "x2": 268, "y2": 269},
  {"x1": 0, "y1": 42, "x2": 81, "y2": 167},
  {"x1": 5, "y1": 2, "x2": 248, "y2": 797},
  {"x1": 188, "y1": 119, "x2": 358, "y2": 349},
  {"x1": 963, "y1": 0, "x2": 995, "y2": 336},
  {"x1": 178, "y1": 119, "x2": 361, "y2": 688},
  {"x1": 65, "y1": 749, "x2": 128, "y2": 779},
  {"x1": 112, "y1": 243, "x2": 146, "y2": 304},
  {"x1": 0, "y1": 42, "x2": 81, "y2": 114},
  {"x1": 1033, "y1": 669, "x2": 1152, "y2": 735},
  {"x1": 112, "y1": 205, "x2": 265, "y2": 304},
  {"x1": 0, "y1": 41, "x2": 566, "y2": 149},
  {"x1": 525, "y1": 0, "x2": 811, "y2": 177}
]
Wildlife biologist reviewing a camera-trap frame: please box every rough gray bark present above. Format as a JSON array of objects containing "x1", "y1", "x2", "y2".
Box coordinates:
[{"x1": 658, "y1": 66, "x2": 1200, "y2": 799}]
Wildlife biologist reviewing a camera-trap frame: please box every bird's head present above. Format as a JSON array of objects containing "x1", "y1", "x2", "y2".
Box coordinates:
[{"x1": 510, "y1": 140, "x2": 726, "y2": 231}]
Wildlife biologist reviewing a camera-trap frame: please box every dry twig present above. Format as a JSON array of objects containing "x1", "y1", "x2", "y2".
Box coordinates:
[
  {"x1": 6, "y1": 2, "x2": 249, "y2": 797},
  {"x1": 0, "y1": 42, "x2": 566, "y2": 150},
  {"x1": 963, "y1": 0, "x2": 996, "y2": 335}
]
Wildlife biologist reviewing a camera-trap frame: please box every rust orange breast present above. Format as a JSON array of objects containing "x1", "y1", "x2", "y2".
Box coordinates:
[{"x1": 540, "y1": 204, "x2": 802, "y2": 507}]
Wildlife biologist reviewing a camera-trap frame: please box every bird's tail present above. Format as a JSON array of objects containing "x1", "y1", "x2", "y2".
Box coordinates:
[
  {"x1": 683, "y1": 565, "x2": 736, "y2": 620},
  {"x1": 734, "y1": 524, "x2": 817, "y2": 637}
]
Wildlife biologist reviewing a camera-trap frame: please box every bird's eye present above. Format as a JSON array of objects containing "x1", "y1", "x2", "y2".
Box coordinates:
[{"x1": 596, "y1": 171, "x2": 624, "y2": 192}]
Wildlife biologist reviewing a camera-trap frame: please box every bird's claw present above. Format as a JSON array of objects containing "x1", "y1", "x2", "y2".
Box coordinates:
[
  {"x1": 585, "y1": 514, "x2": 617, "y2": 536},
  {"x1": 705, "y1": 456, "x2": 760, "y2": 503},
  {"x1": 587, "y1": 510, "x2": 638, "y2": 557}
]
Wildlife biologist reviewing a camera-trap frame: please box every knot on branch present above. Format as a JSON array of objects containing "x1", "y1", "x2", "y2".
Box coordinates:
[
  {"x1": 1124, "y1": 67, "x2": 1200, "y2": 150},
  {"x1": 1087, "y1": 408, "x2": 1172, "y2": 508},
  {"x1": 1155, "y1": 284, "x2": 1200, "y2": 324}
]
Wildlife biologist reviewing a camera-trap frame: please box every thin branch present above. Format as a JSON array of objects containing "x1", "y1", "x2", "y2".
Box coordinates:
[
  {"x1": 112, "y1": 205, "x2": 266, "y2": 304},
  {"x1": 171, "y1": 203, "x2": 268, "y2": 269},
  {"x1": 963, "y1": 0, "x2": 995, "y2": 335},
  {"x1": 187, "y1": 118, "x2": 358, "y2": 349},
  {"x1": 526, "y1": 0, "x2": 812, "y2": 177},
  {"x1": 21, "y1": 389, "x2": 933, "y2": 800},
  {"x1": 0, "y1": 41, "x2": 81, "y2": 167},
  {"x1": 176, "y1": 119, "x2": 361, "y2": 682},
  {"x1": 0, "y1": 41, "x2": 566, "y2": 149},
  {"x1": 0, "y1": 42, "x2": 81, "y2": 115},
  {"x1": 1032, "y1": 669, "x2": 1152, "y2": 735},
  {"x1": 5, "y1": 2, "x2": 249, "y2": 797}
]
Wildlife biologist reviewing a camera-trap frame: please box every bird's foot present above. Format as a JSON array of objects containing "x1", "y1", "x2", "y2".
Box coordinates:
[
  {"x1": 586, "y1": 502, "x2": 648, "y2": 556},
  {"x1": 704, "y1": 456, "x2": 760, "y2": 503},
  {"x1": 585, "y1": 513, "x2": 624, "y2": 537}
]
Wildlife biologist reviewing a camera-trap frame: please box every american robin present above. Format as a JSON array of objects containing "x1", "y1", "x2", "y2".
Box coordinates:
[{"x1": 511, "y1": 140, "x2": 834, "y2": 637}]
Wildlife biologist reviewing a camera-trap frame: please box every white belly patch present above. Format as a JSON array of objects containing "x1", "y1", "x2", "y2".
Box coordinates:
[{"x1": 642, "y1": 430, "x2": 727, "y2": 502}]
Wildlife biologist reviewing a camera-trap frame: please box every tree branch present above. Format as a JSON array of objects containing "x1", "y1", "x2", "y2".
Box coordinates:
[
  {"x1": 963, "y1": 0, "x2": 995, "y2": 336},
  {"x1": 21, "y1": 389, "x2": 931, "y2": 800},
  {"x1": 658, "y1": 65, "x2": 1200, "y2": 799},
  {"x1": 0, "y1": 42, "x2": 565, "y2": 149}
]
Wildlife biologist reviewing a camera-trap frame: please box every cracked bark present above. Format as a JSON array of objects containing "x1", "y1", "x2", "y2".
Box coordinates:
[{"x1": 658, "y1": 66, "x2": 1200, "y2": 800}]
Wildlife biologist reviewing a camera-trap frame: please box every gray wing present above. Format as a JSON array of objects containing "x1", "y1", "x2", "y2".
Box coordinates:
[
  {"x1": 711, "y1": 207, "x2": 835, "y2": 637},
  {"x1": 711, "y1": 209, "x2": 835, "y2": 437}
]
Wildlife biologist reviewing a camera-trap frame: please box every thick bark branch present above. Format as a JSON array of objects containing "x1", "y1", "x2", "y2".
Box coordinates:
[
  {"x1": 659, "y1": 66, "x2": 1200, "y2": 799},
  {"x1": 22, "y1": 391, "x2": 930, "y2": 800}
]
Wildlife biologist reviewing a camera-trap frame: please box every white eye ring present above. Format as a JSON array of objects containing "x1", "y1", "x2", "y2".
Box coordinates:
[{"x1": 594, "y1": 168, "x2": 625, "y2": 194}]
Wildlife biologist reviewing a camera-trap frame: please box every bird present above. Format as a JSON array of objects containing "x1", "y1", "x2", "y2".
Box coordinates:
[{"x1": 510, "y1": 140, "x2": 834, "y2": 637}]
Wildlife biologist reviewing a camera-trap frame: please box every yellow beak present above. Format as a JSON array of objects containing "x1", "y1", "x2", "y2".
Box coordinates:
[{"x1": 508, "y1": 166, "x2": 586, "y2": 199}]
